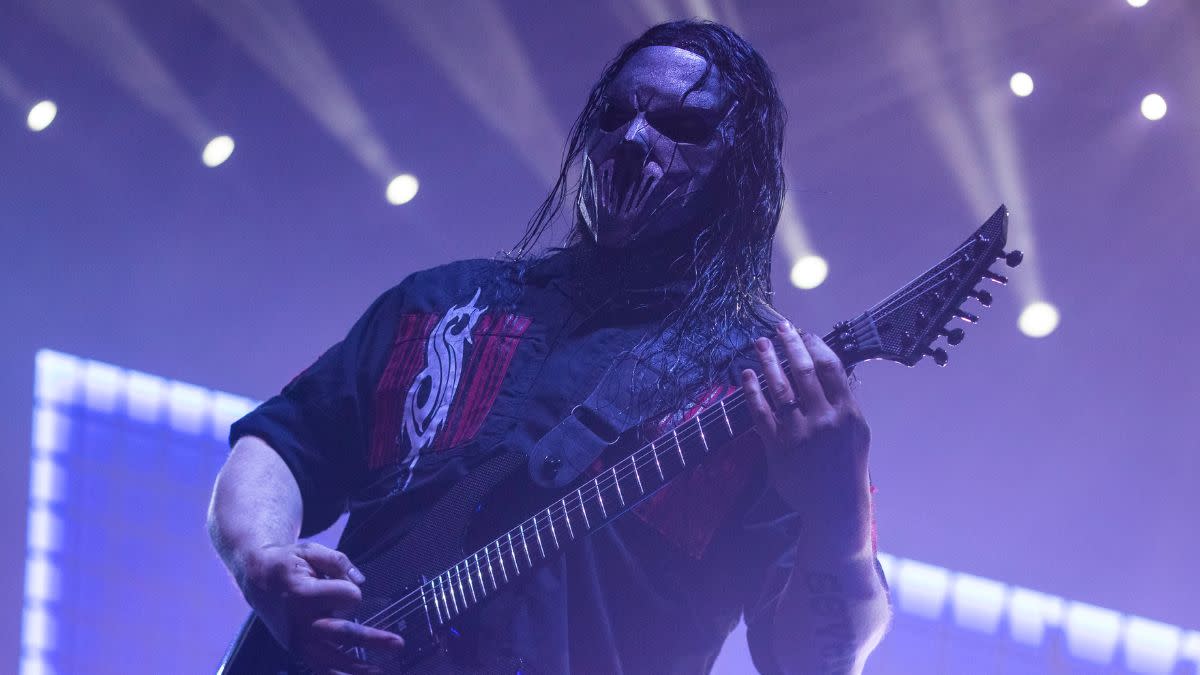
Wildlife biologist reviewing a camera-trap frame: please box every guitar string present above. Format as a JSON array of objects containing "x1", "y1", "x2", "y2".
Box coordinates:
[
  {"x1": 354, "y1": 390, "x2": 760, "y2": 632},
  {"x1": 355, "y1": 260, "x2": 985, "y2": 634},
  {"x1": 355, "y1": 249, "x2": 995, "y2": 633}
]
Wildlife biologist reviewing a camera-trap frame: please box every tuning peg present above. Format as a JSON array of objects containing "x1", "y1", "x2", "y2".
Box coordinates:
[
  {"x1": 982, "y1": 269, "x2": 1008, "y2": 285},
  {"x1": 998, "y1": 249, "x2": 1023, "y2": 268},
  {"x1": 923, "y1": 347, "x2": 949, "y2": 366},
  {"x1": 938, "y1": 327, "x2": 965, "y2": 345},
  {"x1": 968, "y1": 288, "x2": 993, "y2": 306},
  {"x1": 952, "y1": 309, "x2": 980, "y2": 324}
]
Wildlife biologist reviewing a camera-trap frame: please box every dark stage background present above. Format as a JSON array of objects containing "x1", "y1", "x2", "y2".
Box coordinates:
[{"x1": 3, "y1": 0, "x2": 1198, "y2": 672}]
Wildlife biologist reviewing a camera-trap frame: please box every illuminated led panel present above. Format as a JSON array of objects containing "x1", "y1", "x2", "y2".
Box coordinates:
[{"x1": 25, "y1": 351, "x2": 1200, "y2": 674}]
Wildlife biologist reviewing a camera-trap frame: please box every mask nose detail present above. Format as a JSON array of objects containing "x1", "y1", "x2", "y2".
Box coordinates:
[
  {"x1": 622, "y1": 112, "x2": 651, "y2": 149},
  {"x1": 606, "y1": 133, "x2": 659, "y2": 217}
]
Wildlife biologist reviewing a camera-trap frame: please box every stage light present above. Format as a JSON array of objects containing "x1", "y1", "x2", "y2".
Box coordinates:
[
  {"x1": 1127, "y1": 0, "x2": 1148, "y2": 7},
  {"x1": 1009, "y1": 72, "x2": 1034, "y2": 97},
  {"x1": 201, "y1": 135, "x2": 235, "y2": 167},
  {"x1": 789, "y1": 255, "x2": 828, "y2": 290},
  {"x1": 1018, "y1": 301, "x2": 1059, "y2": 338},
  {"x1": 1140, "y1": 93, "x2": 1166, "y2": 121},
  {"x1": 386, "y1": 173, "x2": 419, "y2": 205},
  {"x1": 26, "y1": 100, "x2": 57, "y2": 132}
]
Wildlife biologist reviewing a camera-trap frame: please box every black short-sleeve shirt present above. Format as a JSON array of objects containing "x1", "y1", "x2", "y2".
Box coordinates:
[{"x1": 230, "y1": 253, "x2": 861, "y2": 674}]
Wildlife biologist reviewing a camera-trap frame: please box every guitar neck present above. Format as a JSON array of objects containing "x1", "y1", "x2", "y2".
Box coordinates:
[{"x1": 412, "y1": 351, "x2": 817, "y2": 629}]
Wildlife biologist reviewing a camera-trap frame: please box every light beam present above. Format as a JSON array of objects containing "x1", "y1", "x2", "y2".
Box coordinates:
[
  {"x1": 374, "y1": 0, "x2": 564, "y2": 186},
  {"x1": 197, "y1": 0, "x2": 403, "y2": 184},
  {"x1": 34, "y1": 0, "x2": 216, "y2": 150}
]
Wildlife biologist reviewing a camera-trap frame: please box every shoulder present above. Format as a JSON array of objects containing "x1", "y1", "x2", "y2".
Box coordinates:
[
  {"x1": 388, "y1": 257, "x2": 523, "y2": 308},
  {"x1": 401, "y1": 257, "x2": 516, "y2": 288}
]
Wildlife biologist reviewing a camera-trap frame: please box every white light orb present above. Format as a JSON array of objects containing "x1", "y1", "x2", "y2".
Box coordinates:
[
  {"x1": 27, "y1": 100, "x2": 58, "y2": 132},
  {"x1": 789, "y1": 255, "x2": 829, "y2": 290},
  {"x1": 202, "y1": 135, "x2": 235, "y2": 167},
  {"x1": 1127, "y1": 0, "x2": 1148, "y2": 7},
  {"x1": 386, "y1": 174, "x2": 420, "y2": 205},
  {"x1": 1140, "y1": 93, "x2": 1166, "y2": 121},
  {"x1": 1009, "y1": 72, "x2": 1034, "y2": 97},
  {"x1": 1018, "y1": 301, "x2": 1060, "y2": 338}
]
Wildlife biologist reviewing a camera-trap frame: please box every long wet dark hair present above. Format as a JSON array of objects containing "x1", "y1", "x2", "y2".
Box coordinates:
[{"x1": 511, "y1": 20, "x2": 787, "y2": 412}]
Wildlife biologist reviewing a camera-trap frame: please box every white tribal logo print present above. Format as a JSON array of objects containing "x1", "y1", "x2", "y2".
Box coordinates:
[{"x1": 398, "y1": 288, "x2": 486, "y2": 490}]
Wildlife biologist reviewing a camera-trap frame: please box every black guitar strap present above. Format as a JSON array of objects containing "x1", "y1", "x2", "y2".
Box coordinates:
[
  {"x1": 526, "y1": 302, "x2": 780, "y2": 488},
  {"x1": 526, "y1": 346, "x2": 663, "y2": 488}
]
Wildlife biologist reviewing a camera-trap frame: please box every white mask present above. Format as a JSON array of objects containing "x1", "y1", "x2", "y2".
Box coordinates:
[{"x1": 578, "y1": 46, "x2": 736, "y2": 247}]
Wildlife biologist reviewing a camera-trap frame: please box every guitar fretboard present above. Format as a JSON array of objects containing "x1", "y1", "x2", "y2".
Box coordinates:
[{"x1": 404, "y1": 375, "x2": 768, "y2": 635}]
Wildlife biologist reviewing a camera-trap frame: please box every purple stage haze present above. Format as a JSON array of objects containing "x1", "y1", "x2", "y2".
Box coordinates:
[{"x1": 2, "y1": 0, "x2": 1198, "y2": 671}]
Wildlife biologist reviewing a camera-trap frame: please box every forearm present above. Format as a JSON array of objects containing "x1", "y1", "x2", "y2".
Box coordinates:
[
  {"x1": 207, "y1": 434, "x2": 304, "y2": 586},
  {"x1": 771, "y1": 537, "x2": 891, "y2": 675}
]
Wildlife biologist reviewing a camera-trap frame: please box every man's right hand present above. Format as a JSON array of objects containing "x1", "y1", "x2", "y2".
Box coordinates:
[{"x1": 237, "y1": 541, "x2": 405, "y2": 674}]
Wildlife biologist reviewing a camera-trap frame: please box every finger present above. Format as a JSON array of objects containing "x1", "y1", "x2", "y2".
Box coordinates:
[
  {"x1": 299, "y1": 542, "x2": 366, "y2": 584},
  {"x1": 800, "y1": 331, "x2": 853, "y2": 405},
  {"x1": 741, "y1": 368, "x2": 777, "y2": 438},
  {"x1": 777, "y1": 323, "x2": 831, "y2": 416},
  {"x1": 754, "y1": 335, "x2": 795, "y2": 410},
  {"x1": 293, "y1": 576, "x2": 364, "y2": 614},
  {"x1": 312, "y1": 617, "x2": 405, "y2": 653},
  {"x1": 299, "y1": 639, "x2": 381, "y2": 675}
]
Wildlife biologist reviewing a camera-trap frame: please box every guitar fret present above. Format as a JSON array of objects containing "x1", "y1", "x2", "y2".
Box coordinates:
[
  {"x1": 546, "y1": 508, "x2": 560, "y2": 548},
  {"x1": 532, "y1": 516, "x2": 546, "y2": 557},
  {"x1": 485, "y1": 547, "x2": 497, "y2": 589},
  {"x1": 494, "y1": 541, "x2": 509, "y2": 583},
  {"x1": 507, "y1": 532, "x2": 520, "y2": 573},
  {"x1": 427, "y1": 579, "x2": 443, "y2": 624},
  {"x1": 632, "y1": 455, "x2": 644, "y2": 493},
  {"x1": 441, "y1": 575, "x2": 454, "y2": 618},
  {"x1": 463, "y1": 562, "x2": 477, "y2": 604},
  {"x1": 444, "y1": 573, "x2": 458, "y2": 615},
  {"x1": 652, "y1": 441, "x2": 664, "y2": 479},
  {"x1": 695, "y1": 415, "x2": 709, "y2": 451},
  {"x1": 473, "y1": 552, "x2": 487, "y2": 596},
  {"x1": 578, "y1": 490, "x2": 591, "y2": 529},
  {"x1": 673, "y1": 428, "x2": 686, "y2": 466},
  {"x1": 611, "y1": 465, "x2": 625, "y2": 506},
  {"x1": 596, "y1": 479, "x2": 608, "y2": 518},
  {"x1": 455, "y1": 567, "x2": 468, "y2": 608},
  {"x1": 519, "y1": 523, "x2": 533, "y2": 566},
  {"x1": 719, "y1": 399, "x2": 734, "y2": 435},
  {"x1": 562, "y1": 499, "x2": 575, "y2": 539}
]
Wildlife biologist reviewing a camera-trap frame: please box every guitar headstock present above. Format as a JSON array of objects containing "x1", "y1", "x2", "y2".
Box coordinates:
[{"x1": 826, "y1": 206, "x2": 1022, "y2": 368}]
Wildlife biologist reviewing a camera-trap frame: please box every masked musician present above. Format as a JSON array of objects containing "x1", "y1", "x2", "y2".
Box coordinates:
[{"x1": 210, "y1": 20, "x2": 890, "y2": 674}]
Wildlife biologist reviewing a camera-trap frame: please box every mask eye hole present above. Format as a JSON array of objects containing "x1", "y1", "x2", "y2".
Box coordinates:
[
  {"x1": 598, "y1": 101, "x2": 635, "y2": 133},
  {"x1": 646, "y1": 111, "x2": 713, "y2": 144}
]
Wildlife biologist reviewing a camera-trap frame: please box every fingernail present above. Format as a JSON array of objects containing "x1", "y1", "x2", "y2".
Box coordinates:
[
  {"x1": 755, "y1": 337, "x2": 769, "y2": 352},
  {"x1": 349, "y1": 567, "x2": 366, "y2": 584},
  {"x1": 777, "y1": 321, "x2": 790, "y2": 333}
]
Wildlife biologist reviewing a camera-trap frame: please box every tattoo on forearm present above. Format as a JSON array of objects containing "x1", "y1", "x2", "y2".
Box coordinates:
[{"x1": 804, "y1": 572, "x2": 858, "y2": 674}]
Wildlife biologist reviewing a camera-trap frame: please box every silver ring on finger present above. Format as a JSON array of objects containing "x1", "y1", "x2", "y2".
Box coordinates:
[{"x1": 779, "y1": 398, "x2": 802, "y2": 412}]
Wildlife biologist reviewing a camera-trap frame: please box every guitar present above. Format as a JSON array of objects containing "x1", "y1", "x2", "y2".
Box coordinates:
[{"x1": 219, "y1": 206, "x2": 1022, "y2": 674}]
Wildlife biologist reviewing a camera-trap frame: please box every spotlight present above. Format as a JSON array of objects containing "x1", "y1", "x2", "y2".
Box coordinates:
[
  {"x1": 1009, "y1": 72, "x2": 1034, "y2": 97},
  {"x1": 27, "y1": 100, "x2": 58, "y2": 132},
  {"x1": 1127, "y1": 0, "x2": 1148, "y2": 7},
  {"x1": 386, "y1": 174, "x2": 419, "y2": 205},
  {"x1": 789, "y1": 255, "x2": 828, "y2": 290},
  {"x1": 1140, "y1": 94, "x2": 1166, "y2": 121},
  {"x1": 1018, "y1": 301, "x2": 1059, "y2": 338},
  {"x1": 202, "y1": 135, "x2": 235, "y2": 167}
]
